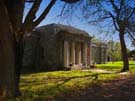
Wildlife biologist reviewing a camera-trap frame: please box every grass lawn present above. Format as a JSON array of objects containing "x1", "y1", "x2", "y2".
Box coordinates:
[
  {"x1": 18, "y1": 61, "x2": 135, "y2": 99},
  {"x1": 20, "y1": 70, "x2": 122, "y2": 99},
  {"x1": 96, "y1": 61, "x2": 135, "y2": 72}
]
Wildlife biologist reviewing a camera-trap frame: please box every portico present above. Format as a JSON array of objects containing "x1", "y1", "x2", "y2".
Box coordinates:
[{"x1": 63, "y1": 40, "x2": 89, "y2": 68}]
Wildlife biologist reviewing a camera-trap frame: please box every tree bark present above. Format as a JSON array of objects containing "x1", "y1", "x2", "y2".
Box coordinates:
[
  {"x1": 14, "y1": 37, "x2": 24, "y2": 97},
  {"x1": 0, "y1": 1, "x2": 16, "y2": 97},
  {"x1": 119, "y1": 31, "x2": 129, "y2": 72}
]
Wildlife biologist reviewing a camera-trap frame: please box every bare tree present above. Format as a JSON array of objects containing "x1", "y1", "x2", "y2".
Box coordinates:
[{"x1": 0, "y1": 0, "x2": 79, "y2": 97}]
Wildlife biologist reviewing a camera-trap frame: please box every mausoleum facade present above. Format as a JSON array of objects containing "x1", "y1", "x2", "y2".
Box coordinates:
[{"x1": 23, "y1": 24, "x2": 92, "y2": 70}]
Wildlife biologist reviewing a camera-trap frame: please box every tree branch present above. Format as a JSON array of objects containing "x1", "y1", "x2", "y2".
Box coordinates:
[
  {"x1": 22, "y1": 0, "x2": 42, "y2": 32},
  {"x1": 57, "y1": 3, "x2": 67, "y2": 17},
  {"x1": 109, "y1": 12, "x2": 119, "y2": 31},
  {"x1": 127, "y1": 7, "x2": 135, "y2": 19},
  {"x1": 33, "y1": 0, "x2": 56, "y2": 27},
  {"x1": 127, "y1": 29, "x2": 135, "y2": 42},
  {"x1": 109, "y1": 0, "x2": 121, "y2": 24},
  {"x1": 61, "y1": 0, "x2": 80, "y2": 3},
  {"x1": 25, "y1": 0, "x2": 36, "y2": 3},
  {"x1": 119, "y1": 0, "x2": 124, "y2": 10},
  {"x1": 109, "y1": 0, "x2": 119, "y2": 13}
]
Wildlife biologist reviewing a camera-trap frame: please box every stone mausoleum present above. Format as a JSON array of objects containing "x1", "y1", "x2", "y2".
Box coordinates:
[{"x1": 23, "y1": 24, "x2": 92, "y2": 70}]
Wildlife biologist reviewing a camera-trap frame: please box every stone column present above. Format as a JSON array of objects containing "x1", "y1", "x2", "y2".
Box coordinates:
[
  {"x1": 76, "y1": 43, "x2": 82, "y2": 64},
  {"x1": 76, "y1": 44, "x2": 79, "y2": 64},
  {"x1": 100, "y1": 47, "x2": 103, "y2": 64},
  {"x1": 71, "y1": 42, "x2": 75, "y2": 66},
  {"x1": 64, "y1": 40, "x2": 69, "y2": 67},
  {"x1": 83, "y1": 43, "x2": 87, "y2": 66},
  {"x1": 105, "y1": 46, "x2": 108, "y2": 63},
  {"x1": 76, "y1": 43, "x2": 79, "y2": 64},
  {"x1": 87, "y1": 44, "x2": 90, "y2": 65}
]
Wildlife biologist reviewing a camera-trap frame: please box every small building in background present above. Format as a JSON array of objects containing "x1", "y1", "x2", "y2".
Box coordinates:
[
  {"x1": 91, "y1": 43, "x2": 108, "y2": 64},
  {"x1": 128, "y1": 49, "x2": 135, "y2": 60}
]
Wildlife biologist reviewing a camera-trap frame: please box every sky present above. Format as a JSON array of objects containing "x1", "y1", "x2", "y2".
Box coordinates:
[{"x1": 24, "y1": 0, "x2": 134, "y2": 50}]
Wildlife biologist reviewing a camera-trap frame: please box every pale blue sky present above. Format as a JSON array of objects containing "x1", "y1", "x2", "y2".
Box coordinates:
[{"x1": 24, "y1": 0, "x2": 134, "y2": 50}]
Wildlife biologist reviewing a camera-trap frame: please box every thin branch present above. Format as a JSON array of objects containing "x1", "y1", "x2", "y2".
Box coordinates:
[
  {"x1": 88, "y1": 16, "x2": 111, "y2": 24},
  {"x1": 109, "y1": 0, "x2": 119, "y2": 13},
  {"x1": 127, "y1": 7, "x2": 135, "y2": 19},
  {"x1": 25, "y1": 0, "x2": 36, "y2": 3},
  {"x1": 109, "y1": 12, "x2": 119, "y2": 31},
  {"x1": 61, "y1": 0, "x2": 80, "y2": 3},
  {"x1": 120, "y1": 0, "x2": 124, "y2": 10},
  {"x1": 99, "y1": 16, "x2": 111, "y2": 20},
  {"x1": 57, "y1": 3, "x2": 67, "y2": 17},
  {"x1": 127, "y1": 29, "x2": 135, "y2": 42}
]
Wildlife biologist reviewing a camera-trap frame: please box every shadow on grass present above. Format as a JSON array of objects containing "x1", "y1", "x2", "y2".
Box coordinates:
[
  {"x1": 20, "y1": 72, "x2": 116, "y2": 99},
  {"x1": 19, "y1": 73, "x2": 135, "y2": 101}
]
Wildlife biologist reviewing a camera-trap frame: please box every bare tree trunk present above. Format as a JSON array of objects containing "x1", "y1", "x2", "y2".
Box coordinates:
[
  {"x1": 119, "y1": 32, "x2": 129, "y2": 72},
  {"x1": 14, "y1": 37, "x2": 24, "y2": 96},
  {"x1": 0, "y1": 0, "x2": 25, "y2": 97},
  {"x1": 0, "y1": 1, "x2": 16, "y2": 97}
]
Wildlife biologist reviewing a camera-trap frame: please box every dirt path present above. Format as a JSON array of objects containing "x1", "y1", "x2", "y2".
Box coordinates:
[
  {"x1": 57, "y1": 75, "x2": 135, "y2": 101},
  {"x1": 82, "y1": 68, "x2": 115, "y2": 73}
]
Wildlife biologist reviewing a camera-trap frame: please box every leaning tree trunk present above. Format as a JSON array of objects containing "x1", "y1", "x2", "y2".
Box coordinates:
[
  {"x1": 119, "y1": 31, "x2": 129, "y2": 72},
  {"x1": 0, "y1": 1, "x2": 17, "y2": 97}
]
